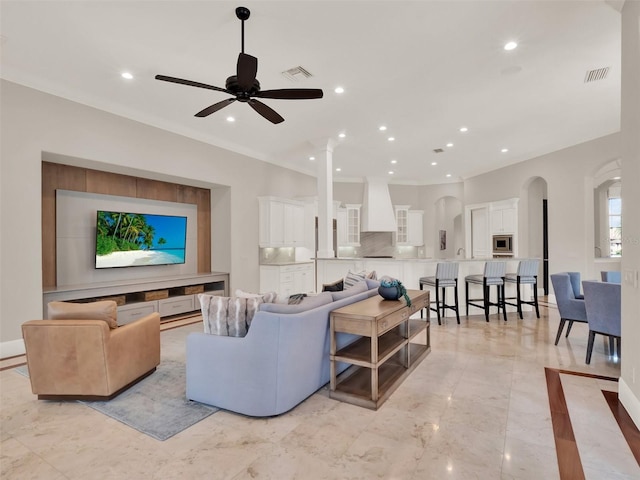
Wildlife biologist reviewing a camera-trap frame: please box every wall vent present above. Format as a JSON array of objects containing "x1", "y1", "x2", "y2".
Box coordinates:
[
  {"x1": 281, "y1": 66, "x2": 313, "y2": 82},
  {"x1": 584, "y1": 67, "x2": 610, "y2": 83},
  {"x1": 433, "y1": 148, "x2": 444, "y2": 153}
]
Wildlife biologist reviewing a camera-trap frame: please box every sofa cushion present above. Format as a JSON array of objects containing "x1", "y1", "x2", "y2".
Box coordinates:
[
  {"x1": 259, "y1": 292, "x2": 333, "y2": 314},
  {"x1": 344, "y1": 270, "x2": 367, "y2": 289},
  {"x1": 235, "y1": 289, "x2": 278, "y2": 303},
  {"x1": 365, "y1": 278, "x2": 381, "y2": 290},
  {"x1": 227, "y1": 297, "x2": 248, "y2": 337},
  {"x1": 322, "y1": 278, "x2": 344, "y2": 292},
  {"x1": 199, "y1": 295, "x2": 230, "y2": 336},
  {"x1": 47, "y1": 300, "x2": 118, "y2": 329},
  {"x1": 331, "y1": 280, "x2": 368, "y2": 301}
]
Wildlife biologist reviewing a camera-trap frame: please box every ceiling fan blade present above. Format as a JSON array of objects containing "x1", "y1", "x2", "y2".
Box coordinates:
[
  {"x1": 155, "y1": 75, "x2": 229, "y2": 94},
  {"x1": 237, "y1": 53, "x2": 258, "y2": 90},
  {"x1": 195, "y1": 98, "x2": 236, "y2": 117},
  {"x1": 248, "y1": 99, "x2": 284, "y2": 124},
  {"x1": 255, "y1": 89, "x2": 324, "y2": 100}
]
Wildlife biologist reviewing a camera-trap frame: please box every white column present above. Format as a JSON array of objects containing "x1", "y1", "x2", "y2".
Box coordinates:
[{"x1": 313, "y1": 139, "x2": 336, "y2": 258}]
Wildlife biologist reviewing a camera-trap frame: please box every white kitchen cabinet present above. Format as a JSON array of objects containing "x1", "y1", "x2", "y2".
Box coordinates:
[
  {"x1": 259, "y1": 197, "x2": 306, "y2": 247},
  {"x1": 260, "y1": 263, "x2": 315, "y2": 297},
  {"x1": 491, "y1": 207, "x2": 517, "y2": 233},
  {"x1": 337, "y1": 204, "x2": 361, "y2": 247},
  {"x1": 394, "y1": 206, "x2": 424, "y2": 246}
]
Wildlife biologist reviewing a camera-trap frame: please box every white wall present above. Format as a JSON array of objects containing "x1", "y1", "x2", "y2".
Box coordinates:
[
  {"x1": 464, "y1": 133, "x2": 621, "y2": 277},
  {"x1": 0, "y1": 80, "x2": 317, "y2": 348},
  {"x1": 619, "y1": 0, "x2": 640, "y2": 428}
]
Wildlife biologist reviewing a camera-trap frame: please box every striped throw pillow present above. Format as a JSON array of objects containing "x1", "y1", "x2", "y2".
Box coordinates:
[{"x1": 344, "y1": 270, "x2": 367, "y2": 289}]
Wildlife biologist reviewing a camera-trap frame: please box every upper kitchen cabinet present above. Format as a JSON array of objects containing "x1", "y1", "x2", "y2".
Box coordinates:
[
  {"x1": 394, "y1": 205, "x2": 424, "y2": 246},
  {"x1": 337, "y1": 204, "x2": 361, "y2": 247},
  {"x1": 258, "y1": 197, "x2": 305, "y2": 247},
  {"x1": 490, "y1": 199, "x2": 518, "y2": 234}
]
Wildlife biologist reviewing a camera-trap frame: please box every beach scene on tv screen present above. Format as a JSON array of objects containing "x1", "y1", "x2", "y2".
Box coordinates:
[{"x1": 95, "y1": 211, "x2": 187, "y2": 269}]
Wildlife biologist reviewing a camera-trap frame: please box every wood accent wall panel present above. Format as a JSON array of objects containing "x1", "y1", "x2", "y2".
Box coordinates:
[
  {"x1": 196, "y1": 188, "x2": 211, "y2": 273},
  {"x1": 42, "y1": 162, "x2": 212, "y2": 287},
  {"x1": 136, "y1": 178, "x2": 178, "y2": 202},
  {"x1": 86, "y1": 170, "x2": 137, "y2": 197}
]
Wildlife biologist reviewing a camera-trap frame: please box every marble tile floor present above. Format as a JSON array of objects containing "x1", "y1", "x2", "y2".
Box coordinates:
[{"x1": 1, "y1": 305, "x2": 637, "y2": 480}]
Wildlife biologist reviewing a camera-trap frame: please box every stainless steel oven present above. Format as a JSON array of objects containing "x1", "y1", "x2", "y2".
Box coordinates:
[{"x1": 492, "y1": 234, "x2": 513, "y2": 254}]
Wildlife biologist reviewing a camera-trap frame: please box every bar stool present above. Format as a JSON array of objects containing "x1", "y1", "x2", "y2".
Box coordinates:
[
  {"x1": 465, "y1": 261, "x2": 507, "y2": 322},
  {"x1": 504, "y1": 259, "x2": 540, "y2": 319},
  {"x1": 419, "y1": 262, "x2": 460, "y2": 325}
]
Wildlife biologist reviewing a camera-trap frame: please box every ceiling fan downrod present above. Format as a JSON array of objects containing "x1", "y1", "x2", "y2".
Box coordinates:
[{"x1": 236, "y1": 6, "x2": 250, "y2": 54}]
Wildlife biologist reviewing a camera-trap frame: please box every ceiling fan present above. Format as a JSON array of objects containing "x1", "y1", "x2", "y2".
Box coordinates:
[{"x1": 155, "y1": 6, "x2": 323, "y2": 124}]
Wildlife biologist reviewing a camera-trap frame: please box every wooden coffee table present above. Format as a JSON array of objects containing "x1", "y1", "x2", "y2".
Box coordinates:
[{"x1": 329, "y1": 289, "x2": 430, "y2": 410}]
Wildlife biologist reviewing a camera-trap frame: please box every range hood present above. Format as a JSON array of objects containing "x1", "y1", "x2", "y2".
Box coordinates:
[{"x1": 360, "y1": 177, "x2": 397, "y2": 232}]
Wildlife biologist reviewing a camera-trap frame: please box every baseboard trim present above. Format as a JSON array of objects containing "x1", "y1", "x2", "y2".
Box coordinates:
[
  {"x1": 0, "y1": 339, "x2": 25, "y2": 359},
  {"x1": 619, "y1": 378, "x2": 640, "y2": 430}
]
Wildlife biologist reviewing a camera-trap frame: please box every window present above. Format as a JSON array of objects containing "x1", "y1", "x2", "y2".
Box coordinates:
[{"x1": 608, "y1": 183, "x2": 621, "y2": 257}]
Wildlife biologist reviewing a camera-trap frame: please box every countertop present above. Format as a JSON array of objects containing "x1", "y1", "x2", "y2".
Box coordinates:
[
  {"x1": 317, "y1": 257, "x2": 532, "y2": 262},
  {"x1": 259, "y1": 261, "x2": 314, "y2": 266}
]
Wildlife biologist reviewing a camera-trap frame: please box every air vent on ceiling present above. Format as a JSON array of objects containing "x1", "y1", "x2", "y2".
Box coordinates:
[
  {"x1": 433, "y1": 148, "x2": 444, "y2": 153},
  {"x1": 281, "y1": 66, "x2": 313, "y2": 82},
  {"x1": 584, "y1": 67, "x2": 610, "y2": 83}
]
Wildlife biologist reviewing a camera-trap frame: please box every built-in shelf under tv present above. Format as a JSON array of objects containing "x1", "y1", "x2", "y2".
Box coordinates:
[{"x1": 95, "y1": 210, "x2": 187, "y2": 269}]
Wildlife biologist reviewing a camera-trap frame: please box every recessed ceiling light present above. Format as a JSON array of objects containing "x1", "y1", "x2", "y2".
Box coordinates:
[
  {"x1": 431, "y1": 162, "x2": 438, "y2": 166},
  {"x1": 388, "y1": 171, "x2": 394, "y2": 175},
  {"x1": 388, "y1": 137, "x2": 395, "y2": 142},
  {"x1": 226, "y1": 116, "x2": 235, "y2": 122},
  {"x1": 501, "y1": 148, "x2": 509, "y2": 153},
  {"x1": 334, "y1": 86, "x2": 345, "y2": 94},
  {"x1": 309, "y1": 156, "x2": 315, "y2": 161},
  {"x1": 335, "y1": 168, "x2": 341, "y2": 172},
  {"x1": 504, "y1": 41, "x2": 518, "y2": 51},
  {"x1": 613, "y1": 176, "x2": 621, "y2": 180},
  {"x1": 459, "y1": 127, "x2": 468, "y2": 133},
  {"x1": 379, "y1": 126, "x2": 387, "y2": 131},
  {"x1": 121, "y1": 72, "x2": 133, "y2": 80},
  {"x1": 446, "y1": 143, "x2": 454, "y2": 147},
  {"x1": 390, "y1": 160, "x2": 397, "y2": 164},
  {"x1": 446, "y1": 174, "x2": 452, "y2": 178},
  {"x1": 338, "y1": 133, "x2": 346, "y2": 138}
]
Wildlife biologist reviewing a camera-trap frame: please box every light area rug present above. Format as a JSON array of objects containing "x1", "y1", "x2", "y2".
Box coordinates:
[
  {"x1": 80, "y1": 359, "x2": 218, "y2": 441},
  {"x1": 15, "y1": 357, "x2": 218, "y2": 441}
]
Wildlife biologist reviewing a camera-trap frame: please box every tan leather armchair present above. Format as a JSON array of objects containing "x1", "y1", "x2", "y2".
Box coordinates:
[{"x1": 22, "y1": 301, "x2": 160, "y2": 400}]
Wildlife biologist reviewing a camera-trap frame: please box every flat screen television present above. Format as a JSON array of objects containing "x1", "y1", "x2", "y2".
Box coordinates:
[{"x1": 95, "y1": 210, "x2": 187, "y2": 269}]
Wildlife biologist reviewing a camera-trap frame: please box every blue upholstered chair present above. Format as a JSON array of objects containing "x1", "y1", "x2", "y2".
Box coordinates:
[
  {"x1": 582, "y1": 280, "x2": 621, "y2": 364},
  {"x1": 465, "y1": 261, "x2": 507, "y2": 322},
  {"x1": 420, "y1": 262, "x2": 460, "y2": 325},
  {"x1": 504, "y1": 259, "x2": 540, "y2": 319},
  {"x1": 567, "y1": 271, "x2": 584, "y2": 299},
  {"x1": 550, "y1": 273, "x2": 587, "y2": 345},
  {"x1": 600, "y1": 271, "x2": 622, "y2": 284}
]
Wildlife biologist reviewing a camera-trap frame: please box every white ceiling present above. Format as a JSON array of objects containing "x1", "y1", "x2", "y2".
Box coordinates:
[{"x1": 0, "y1": 1, "x2": 622, "y2": 185}]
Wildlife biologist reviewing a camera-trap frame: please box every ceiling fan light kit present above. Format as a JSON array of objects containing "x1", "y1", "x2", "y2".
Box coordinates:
[{"x1": 155, "y1": 6, "x2": 323, "y2": 124}]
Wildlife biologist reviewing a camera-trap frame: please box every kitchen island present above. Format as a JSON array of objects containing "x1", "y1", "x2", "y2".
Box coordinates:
[{"x1": 317, "y1": 257, "x2": 539, "y2": 317}]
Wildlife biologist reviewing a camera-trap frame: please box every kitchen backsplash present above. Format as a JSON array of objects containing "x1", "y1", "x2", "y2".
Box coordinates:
[
  {"x1": 338, "y1": 232, "x2": 421, "y2": 259},
  {"x1": 259, "y1": 247, "x2": 295, "y2": 264}
]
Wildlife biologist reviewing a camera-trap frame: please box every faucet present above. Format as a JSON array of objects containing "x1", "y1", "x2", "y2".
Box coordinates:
[{"x1": 456, "y1": 248, "x2": 465, "y2": 256}]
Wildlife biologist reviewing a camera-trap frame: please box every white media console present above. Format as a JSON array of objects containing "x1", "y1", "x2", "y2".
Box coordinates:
[{"x1": 42, "y1": 272, "x2": 229, "y2": 325}]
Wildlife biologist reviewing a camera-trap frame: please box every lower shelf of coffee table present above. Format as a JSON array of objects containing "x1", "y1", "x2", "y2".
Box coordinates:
[{"x1": 331, "y1": 343, "x2": 430, "y2": 410}]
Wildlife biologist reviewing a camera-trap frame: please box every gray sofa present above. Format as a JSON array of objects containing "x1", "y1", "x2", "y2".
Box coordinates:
[{"x1": 186, "y1": 279, "x2": 380, "y2": 416}]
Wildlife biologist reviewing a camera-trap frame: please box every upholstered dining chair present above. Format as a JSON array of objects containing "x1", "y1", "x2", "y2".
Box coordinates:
[
  {"x1": 550, "y1": 273, "x2": 587, "y2": 345},
  {"x1": 22, "y1": 300, "x2": 161, "y2": 400},
  {"x1": 600, "y1": 271, "x2": 622, "y2": 284},
  {"x1": 419, "y1": 262, "x2": 460, "y2": 325},
  {"x1": 582, "y1": 280, "x2": 621, "y2": 364}
]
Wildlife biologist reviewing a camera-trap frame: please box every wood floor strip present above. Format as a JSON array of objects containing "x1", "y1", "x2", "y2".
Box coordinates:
[
  {"x1": 0, "y1": 361, "x2": 26, "y2": 372},
  {"x1": 602, "y1": 390, "x2": 640, "y2": 467},
  {"x1": 555, "y1": 369, "x2": 619, "y2": 383},
  {"x1": 545, "y1": 367, "x2": 586, "y2": 480}
]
